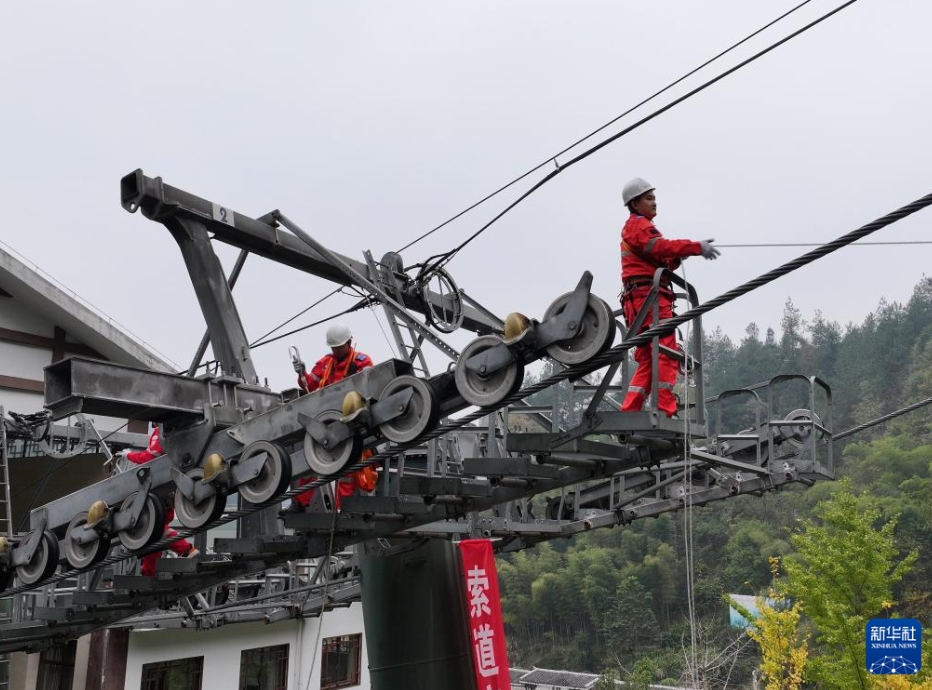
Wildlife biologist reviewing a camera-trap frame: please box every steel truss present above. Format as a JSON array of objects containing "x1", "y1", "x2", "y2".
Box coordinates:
[{"x1": 0, "y1": 171, "x2": 833, "y2": 653}]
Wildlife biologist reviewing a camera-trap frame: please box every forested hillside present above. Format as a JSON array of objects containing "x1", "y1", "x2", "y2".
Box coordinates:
[{"x1": 499, "y1": 277, "x2": 932, "y2": 688}]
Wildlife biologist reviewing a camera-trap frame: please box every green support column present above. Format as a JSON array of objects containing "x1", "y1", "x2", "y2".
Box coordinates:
[{"x1": 359, "y1": 539, "x2": 476, "y2": 690}]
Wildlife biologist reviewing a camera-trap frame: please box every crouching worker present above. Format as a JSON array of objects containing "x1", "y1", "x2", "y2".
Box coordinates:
[
  {"x1": 286, "y1": 324, "x2": 378, "y2": 513},
  {"x1": 114, "y1": 425, "x2": 199, "y2": 576}
]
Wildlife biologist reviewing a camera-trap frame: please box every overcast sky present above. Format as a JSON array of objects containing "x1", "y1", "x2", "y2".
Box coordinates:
[{"x1": 2, "y1": 0, "x2": 930, "y2": 392}]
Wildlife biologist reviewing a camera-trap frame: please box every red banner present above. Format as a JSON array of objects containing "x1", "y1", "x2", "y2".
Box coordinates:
[{"x1": 458, "y1": 539, "x2": 510, "y2": 690}]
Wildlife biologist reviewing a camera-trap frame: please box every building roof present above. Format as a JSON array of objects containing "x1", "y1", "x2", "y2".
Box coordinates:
[
  {"x1": 0, "y1": 245, "x2": 172, "y2": 372},
  {"x1": 517, "y1": 667, "x2": 599, "y2": 689},
  {"x1": 511, "y1": 667, "x2": 530, "y2": 682}
]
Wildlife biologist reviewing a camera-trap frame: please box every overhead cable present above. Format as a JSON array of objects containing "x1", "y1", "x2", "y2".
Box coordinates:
[
  {"x1": 417, "y1": 0, "x2": 861, "y2": 281},
  {"x1": 249, "y1": 298, "x2": 372, "y2": 350},
  {"x1": 396, "y1": 0, "x2": 819, "y2": 255},
  {"x1": 248, "y1": 287, "x2": 343, "y2": 349}
]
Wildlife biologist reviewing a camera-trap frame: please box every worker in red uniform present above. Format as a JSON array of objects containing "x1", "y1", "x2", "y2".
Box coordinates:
[
  {"x1": 286, "y1": 324, "x2": 379, "y2": 512},
  {"x1": 115, "y1": 426, "x2": 199, "y2": 575},
  {"x1": 619, "y1": 178, "x2": 720, "y2": 418}
]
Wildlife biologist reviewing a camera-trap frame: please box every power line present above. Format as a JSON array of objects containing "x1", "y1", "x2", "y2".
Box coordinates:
[
  {"x1": 396, "y1": 0, "x2": 819, "y2": 255},
  {"x1": 417, "y1": 0, "x2": 861, "y2": 281},
  {"x1": 249, "y1": 299, "x2": 372, "y2": 350},
  {"x1": 248, "y1": 287, "x2": 343, "y2": 349}
]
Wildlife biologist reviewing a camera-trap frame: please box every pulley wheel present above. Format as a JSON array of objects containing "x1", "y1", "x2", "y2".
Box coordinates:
[
  {"x1": 118, "y1": 493, "x2": 166, "y2": 552},
  {"x1": 237, "y1": 441, "x2": 292, "y2": 505},
  {"x1": 543, "y1": 293, "x2": 617, "y2": 365},
  {"x1": 63, "y1": 513, "x2": 111, "y2": 570},
  {"x1": 455, "y1": 335, "x2": 523, "y2": 407},
  {"x1": 304, "y1": 410, "x2": 363, "y2": 477},
  {"x1": 175, "y1": 469, "x2": 226, "y2": 529},
  {"x1": 16, "y1": 531, "x2": 60, "y2": 585},
  {"x1": 377, "y1": 375, "x2": 440, "y2": 443},
  {"x1": 780, "y1": 409, "x2": 823, "y2": 447}
]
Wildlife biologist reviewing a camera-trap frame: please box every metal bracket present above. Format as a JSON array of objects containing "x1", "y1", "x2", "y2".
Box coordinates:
[
  {"x1": 300, "y1": 414, "x2": 355, "y2": 447},
  {"x1": 172, "y1": 468, "x2": 217, "y2": 505},
  {"x1": 368, "y1": 388, "x2": 415, "y2": 427},
  {"x1": 12, "y1": 510, "x2": 48, "y2": 566},
  {"x1": 535, "y1": 271, "x2": 593, "y2": 346}
]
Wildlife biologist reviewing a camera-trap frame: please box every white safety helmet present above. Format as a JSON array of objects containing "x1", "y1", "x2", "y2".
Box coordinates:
[
  {"x1": 622, "y1": 177, "x2": 655, "y2": 206},
  {"x1": 325, "y1": 324, "x2": 353, "y2": 348}
]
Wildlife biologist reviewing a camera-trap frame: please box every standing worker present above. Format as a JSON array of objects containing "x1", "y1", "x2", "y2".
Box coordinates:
[
  {"x1": 287, "y1": 324, "x2": 379, "y2": 512},
  {"x1": 619, "y1": 178, "x2": 720, "y2": 418},
  {"x1": 115, "y1": 426, "x2": 199, "y2": 576}
]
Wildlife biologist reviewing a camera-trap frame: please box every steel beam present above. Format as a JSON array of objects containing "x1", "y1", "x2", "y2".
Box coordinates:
[
  {"x1": 120, "y1": 169, "x2": 501, "y2": 335},
  {"x1": 44, "y1": 357, "x2": 282, "y2": 423}
]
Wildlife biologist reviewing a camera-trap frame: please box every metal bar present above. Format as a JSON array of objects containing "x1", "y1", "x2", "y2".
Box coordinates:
[
  {"x1": 165, "y1": 217, "x2": 258, "y2": 383},
  {"x1": 44, "y1": 357, "x2": 282, "y2": 423},
  {"x1": 187, "y1": 249, "x2": 249, "y2": 377}
]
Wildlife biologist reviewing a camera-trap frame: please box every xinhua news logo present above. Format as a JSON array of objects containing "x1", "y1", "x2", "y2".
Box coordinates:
[{"x1": 866, "y1": 618, "x2": 922, "y2": 675}]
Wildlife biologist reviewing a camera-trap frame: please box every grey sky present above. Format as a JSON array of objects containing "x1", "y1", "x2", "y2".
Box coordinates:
[{"x1": 2, "y1": 0, "x2": 930, "y2": 392}]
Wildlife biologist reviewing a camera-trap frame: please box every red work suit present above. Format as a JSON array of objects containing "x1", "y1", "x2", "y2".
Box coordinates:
[
  {"x1": 295, "y1": 349, "x2": 379, "y2": 508},
  {"x1": 126, "y1": 428, "x2": 195, "y2": 575},
  {"x1": 620, "y1": 213, "x2": 702, "y2": 417}
]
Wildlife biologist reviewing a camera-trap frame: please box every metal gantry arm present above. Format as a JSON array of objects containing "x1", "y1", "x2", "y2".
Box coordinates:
[{"x1": 120, "y1": 169, "x2": 502, "y2": 336}]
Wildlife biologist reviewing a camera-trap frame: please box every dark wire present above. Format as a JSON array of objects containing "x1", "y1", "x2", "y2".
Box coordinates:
[
  {"x1": 396, "y1": 0, "x2": 818, "y2": 255},
  {"x1": 248, "y1": 287, "x2": 343, "y2": 348},
  {"x1": 418, "y1": 0, "x2": 860, "y2": 281},
  {"x1": 249, "y1": 299, "x2": 373, "y2": 350}
]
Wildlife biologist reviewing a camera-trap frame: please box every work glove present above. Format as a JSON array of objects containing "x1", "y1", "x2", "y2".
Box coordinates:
[
  {"x1": 293, "y1": 359, "x2": 306, "y2": 375},
  {"x1": 699, "y1": 239, "x2": 720, "y2": 260}
]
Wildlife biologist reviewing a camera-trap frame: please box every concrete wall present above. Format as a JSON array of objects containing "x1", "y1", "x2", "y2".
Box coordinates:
[{"x1": 125, "y1": 604, "x2": 370, "y2": 690}]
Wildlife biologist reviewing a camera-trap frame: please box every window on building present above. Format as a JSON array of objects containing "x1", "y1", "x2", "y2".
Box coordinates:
[
  {"x1": 141, "y1": 656, "x2": 204, "y2": 690},
  {"x1": 239, "y1": 643, "x2": 289, "y2": 690},
  {"x1": 36, "y1": 641, "x2": 76, "y2": 690},
  {"x1": 320, "y1": 634, "x2": 362, "y2": 689}
]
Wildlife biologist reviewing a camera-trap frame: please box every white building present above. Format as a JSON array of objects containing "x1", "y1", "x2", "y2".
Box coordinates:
[{"x1": 0, "y1": 243, "x2": 369, "y2": 690}]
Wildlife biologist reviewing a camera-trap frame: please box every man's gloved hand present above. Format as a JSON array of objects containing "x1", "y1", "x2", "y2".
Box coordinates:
[
  {"x1": 293, "y1": 359, "x2": 306, "y2": 375},
  {"x1": 106, "y1": 450, "x2": 128, "y2": 475},
  {"x1": 699, "y1": 239, "x2": 720, "y2": 260}
]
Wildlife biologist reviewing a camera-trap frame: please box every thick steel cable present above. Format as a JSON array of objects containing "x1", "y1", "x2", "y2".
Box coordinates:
[
  {"x1": 397, "y1": 0, "x2": 818, "y2": 255},
  {"x1": 835, "y1": 396, "x2": 932, "y2": 441},
  {"x1": 7, "y1": 190, "x2": 930, "y2": 598},
  {"x1": 417, "y1": 0, "x2": 860, "y2": 280}
]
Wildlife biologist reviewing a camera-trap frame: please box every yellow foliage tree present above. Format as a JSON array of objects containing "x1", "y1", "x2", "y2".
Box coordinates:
[{"x1": 730, "y1": 557, "x2": 808, "y2": 690}]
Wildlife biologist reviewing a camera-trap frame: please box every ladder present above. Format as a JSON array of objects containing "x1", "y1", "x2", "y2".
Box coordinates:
[{"x1": 0, "y1": 408, "x2": 14, "y2": 689}]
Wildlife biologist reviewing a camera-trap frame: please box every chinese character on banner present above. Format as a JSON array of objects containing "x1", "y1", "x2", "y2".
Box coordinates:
[{"x1": 459, "y1": 540, "x2": 510, "y2": 690}]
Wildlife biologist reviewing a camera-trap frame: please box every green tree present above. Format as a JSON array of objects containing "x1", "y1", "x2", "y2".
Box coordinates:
[
  {"x1": 602, "y1": 576, "x2": 657, "y2": 661},
  {"x1": 784, "y1": 480, "x2": 918, "y2": 689}
]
